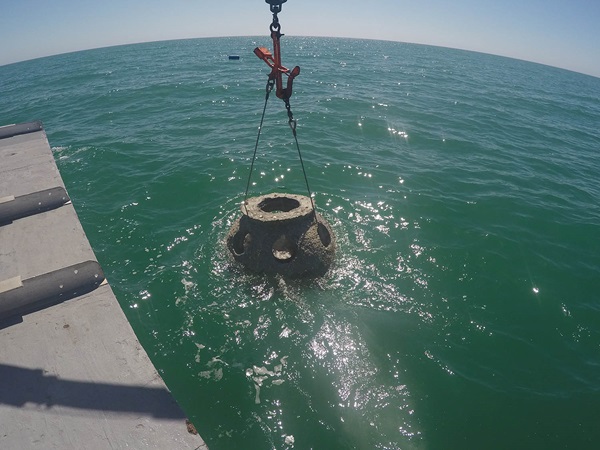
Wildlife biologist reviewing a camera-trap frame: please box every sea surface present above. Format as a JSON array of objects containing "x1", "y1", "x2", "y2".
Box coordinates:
[{"x1": 1, "y1": 37, "x2": 600, "y2": 449}]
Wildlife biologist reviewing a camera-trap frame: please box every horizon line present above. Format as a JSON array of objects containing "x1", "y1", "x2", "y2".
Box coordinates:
[{"x1": 1, "y1": 35, "x2": 598, "y2": 81}]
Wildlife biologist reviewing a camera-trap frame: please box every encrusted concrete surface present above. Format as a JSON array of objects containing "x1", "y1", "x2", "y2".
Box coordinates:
[
  {"x1": 0, "y1": 122, "x2": 207, "y2": 449},
  {"x1": 226, "y1": 193, "x2": 336, "y2": 277}
]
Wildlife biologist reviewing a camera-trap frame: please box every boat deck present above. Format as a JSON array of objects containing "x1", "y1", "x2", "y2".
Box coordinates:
[{"x1": 0, "y1": 122, "x2": 207, "y2": 449}]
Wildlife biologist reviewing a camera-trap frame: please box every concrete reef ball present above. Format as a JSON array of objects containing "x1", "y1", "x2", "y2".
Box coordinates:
[{"x1": 226, "y1": 193, "x2": 336, "y2": 278}]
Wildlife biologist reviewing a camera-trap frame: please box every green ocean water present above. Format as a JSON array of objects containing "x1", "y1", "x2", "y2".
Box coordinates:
[{"x1": 2, "y1": 36, "x2": 600, "y2": 449}]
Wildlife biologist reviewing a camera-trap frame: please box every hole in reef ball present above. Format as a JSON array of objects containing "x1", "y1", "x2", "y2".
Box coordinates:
[
  {"x1": 272, "y1": 235, "x2": 297, "y2": 262},
  {"x1": 232, "y1": 231, "x2": 252, "y2": 255},
  {"x1": 317, "y1": 222, "x2": 332, "y2": 247}
]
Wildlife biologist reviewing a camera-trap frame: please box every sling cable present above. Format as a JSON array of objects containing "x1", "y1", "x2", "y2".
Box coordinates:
[{"x1": 244, "y1": 0, "x2": 313, "y2": 213}]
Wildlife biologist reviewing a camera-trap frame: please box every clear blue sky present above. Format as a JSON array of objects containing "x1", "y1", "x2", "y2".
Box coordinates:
[{"x1": 1, "y1": 0, "x2": 599, "y2": 77}]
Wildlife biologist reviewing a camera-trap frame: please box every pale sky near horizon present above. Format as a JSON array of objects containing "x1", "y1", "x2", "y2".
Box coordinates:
[{"x1": 1, "y1": 0, "x2": 599, "y2": 78}]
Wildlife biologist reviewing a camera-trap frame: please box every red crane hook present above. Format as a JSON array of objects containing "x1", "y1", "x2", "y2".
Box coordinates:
[{"x1": 254, "y1": 1, "x2": 300, "y2": 100}]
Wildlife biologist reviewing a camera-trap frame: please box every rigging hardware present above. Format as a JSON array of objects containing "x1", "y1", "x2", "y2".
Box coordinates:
[{"x1": 245, "y1": 0, "x2": 316, "y2": 215}]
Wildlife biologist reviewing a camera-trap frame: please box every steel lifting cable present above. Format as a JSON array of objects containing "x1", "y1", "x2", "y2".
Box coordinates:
[
  {"x1": 284, "y1": 97, "x2": 315, "y2": 213},
  {"x1": 244, "y1": 0, "x2": 316, "y2": 216},
  {"x1": 243, "y1": 79, "x2": 275, "y2": 214}
]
